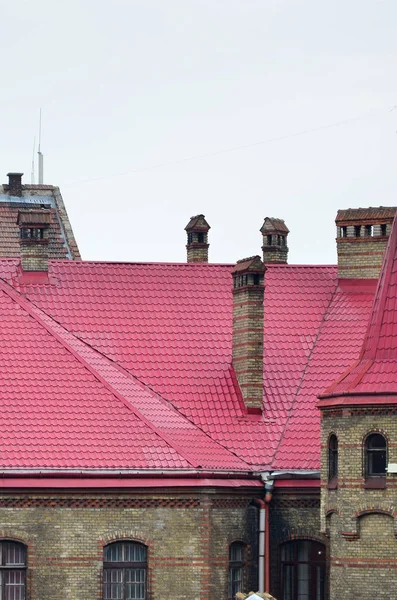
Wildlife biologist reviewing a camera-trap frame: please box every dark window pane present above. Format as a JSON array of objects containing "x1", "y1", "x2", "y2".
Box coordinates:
[
  {"x1": 281, "y1": 541, "x2": 325, "y2": 600},
  {"x1": 5, "y1": 545, "x2": 25, "y2": 567},
  {"x1": 283, "y1": 565, "x2": 294, "y2": 600},
  {"x1": 368, "y1": 450, "x2": 387, "y2": 475},
  {"x1": 104, "y1": 544, "x2": 147, "y2": 600},
  {"x1": 104, "y1": 569, "x2": 123, "y2": 600},
  {"x1": 125, "y1": 543, "x2": 146, "y2": 563},
  {"x1": 366, "y1": 434, "x2": 387, "y2": 475},
  {"x1": 230, "y1": 543, "x2": 243, "y2": 562},
  {"x1": 328, "y1": 435, "x2": 338, "y2": 480},
  {"x1": 104, "y1": 544, "x2": 123, "y2": 563},
  {"x1": 367, "y1": 434, "x2": 386, "y2": 450}
]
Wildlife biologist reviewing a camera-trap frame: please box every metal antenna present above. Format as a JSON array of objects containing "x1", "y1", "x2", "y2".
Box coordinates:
[
  {"x1": 31, "y1": 137, "x2": 36, "y2": 184},
  {"x1": 38, "y1": 108, "x2": 44, "y2": 184}
]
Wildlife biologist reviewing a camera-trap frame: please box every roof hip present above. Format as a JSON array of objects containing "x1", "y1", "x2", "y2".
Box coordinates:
[{"x1": 0, "y1": 277, "x2": 249, "y2": 472}]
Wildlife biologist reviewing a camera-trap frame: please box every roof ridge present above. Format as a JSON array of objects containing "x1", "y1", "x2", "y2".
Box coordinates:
[{"x1": 0, "y1": 278, "x2": 248, "y2": 471}]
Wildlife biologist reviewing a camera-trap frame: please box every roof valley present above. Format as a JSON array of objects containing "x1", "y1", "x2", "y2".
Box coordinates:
[{"x1": 0, "y1": 277, "x2": 248, "y2": 472}]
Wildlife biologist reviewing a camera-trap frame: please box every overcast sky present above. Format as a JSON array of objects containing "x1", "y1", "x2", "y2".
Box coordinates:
[{"x1": 1, "y1": 0, "x2": 396, "y2": 264}]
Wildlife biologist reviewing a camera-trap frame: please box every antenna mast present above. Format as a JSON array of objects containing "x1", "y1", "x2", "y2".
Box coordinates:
[
  {"x1": 31, "y1": 137, "x2": 36, "y2": 184},
  {"x1": 38, "y1": 108, "x2": 44, "y2": 184}
]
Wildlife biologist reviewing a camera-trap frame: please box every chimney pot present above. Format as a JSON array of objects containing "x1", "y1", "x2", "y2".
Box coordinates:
[
  {"x1": 7, "y1": 172, "x2": 24, "y2": 197},
  {"x1": 260, "y1": 217, "x2": 289, "y2": 264},
  {"x1": 335, "y1": 207, "x2": 397, "y2": 279},
  {"x1": 185, "y1": 214, "x2": 211, "y2": 263}
]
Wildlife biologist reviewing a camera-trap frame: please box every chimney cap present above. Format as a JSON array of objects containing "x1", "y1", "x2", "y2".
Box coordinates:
[
  {"x1": 7, "y1": 172, "x2": 24, "y2": 178},
  {"x1": 336, "y1": 207, "x2": 396, "y2": 224},
  {"x1": 260, "y1": 217, "x2": 289, "y2": 235},
  {"x1": 185, "y1": 214, "x2": 211, "y2": 232},
  {"x1": 232, "y1": 255, "x2": 264, "y2": 274}
]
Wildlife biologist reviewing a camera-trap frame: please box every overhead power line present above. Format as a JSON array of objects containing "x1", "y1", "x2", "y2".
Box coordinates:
[{"x1": 64, "y1": 104, "x2": 396, "y2": 188}]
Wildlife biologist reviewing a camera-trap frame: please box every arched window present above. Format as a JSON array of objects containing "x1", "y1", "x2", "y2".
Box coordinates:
[
  {"x1": 0, "y1": 541, "x2": 26, "y2": 600},
  {"x1": 103, "y1": 541, "x2": 147, "y2": 600},
  {"x1": 280, "y1": 540, "x2": 325, "y2": 600},
  {"x1": 328, "y1": 434, "x2": 338, "y2": 481},
  {"x1": 365, "y1": 433, "x2": 387, "y2": 477},
  {"x1": 228, "y1": 542, "x2": 245, "y2": 600}
]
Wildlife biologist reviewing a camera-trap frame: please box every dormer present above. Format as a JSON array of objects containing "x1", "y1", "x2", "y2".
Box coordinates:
[
  {"x1": 260, "y1": 217, "x2": 289, "y2": 264},
  {"x1": 185, "y1": 215, "x2": 210, "y2": 263}
]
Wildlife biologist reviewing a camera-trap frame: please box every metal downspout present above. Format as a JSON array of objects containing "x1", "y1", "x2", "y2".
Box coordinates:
[{"x1": 253, "y1": 498, "x2": 266, "y2": 593}]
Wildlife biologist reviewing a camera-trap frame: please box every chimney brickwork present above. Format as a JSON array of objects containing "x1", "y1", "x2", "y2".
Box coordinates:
[
  {"x1": 336, "y1": 207, "x2": 396, "y2": 279},
  {"x1": 6, "y1": 173, "x2": 24, "y2": 197},
  {"x1": 185, "y1": 215, "x2": 210, "y2": 263},
  {"x1": 17, "y1": 209, "x2": 51, "y2": 271},
  {"x1": 260, "y1": 217, "x2": 289, "y2": 264},
  {"x1": 232, "y1": 255, "x2": 265, "y2": 414}
]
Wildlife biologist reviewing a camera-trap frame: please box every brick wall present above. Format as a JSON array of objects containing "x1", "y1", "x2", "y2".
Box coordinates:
[
  {"x1": 0, "y1": 491, "x2": 258, "y2": 600},
  {"x1": 321, "y1": 408, "x2": 397, "y2": 600},
  {"x1": 336, "y1": 238, "x2": 389, "y2": 279},
  {"x1": 232, "y1": 284, "x2": 264, "y2": 412},
  {"x1": 186, "y1": 243, "x2": 209, "y2": 263},
  {"x1": 269, "y1": 490, "x2": 324, "y2": 600}
]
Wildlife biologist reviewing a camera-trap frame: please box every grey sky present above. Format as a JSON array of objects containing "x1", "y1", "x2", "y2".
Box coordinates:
[{"x1": 1, "y1": 0, "x2": 396, "y2": 264}]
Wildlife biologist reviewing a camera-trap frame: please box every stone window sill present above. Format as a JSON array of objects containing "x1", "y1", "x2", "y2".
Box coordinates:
[{"x1": 364, "y1": 476, "x2": 386, "y2": 489}]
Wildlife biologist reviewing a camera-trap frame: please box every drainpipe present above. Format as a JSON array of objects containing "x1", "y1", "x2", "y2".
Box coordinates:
[
  {"x1": 264, "y1": 481, "x2": 273, "y2": 592},
  {"x1": 253, "y1": 498, "x2": 266, "y2": 593}
]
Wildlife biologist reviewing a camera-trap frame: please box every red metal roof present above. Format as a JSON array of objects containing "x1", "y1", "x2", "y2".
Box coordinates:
[
  {"x1": 0, "y1": 257, "x2": 378, "y2": 472},
  {"x1": 320, "y1": 215, "x2": 397, "y2": 402}
]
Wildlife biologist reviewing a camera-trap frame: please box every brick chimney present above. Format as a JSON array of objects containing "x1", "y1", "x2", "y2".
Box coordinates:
[
  {"x1": 336, "y1": 207, "x2": 396, "y2": 279},
  {"x1": 260, "y1": 217, "x2": 289, "y2": 264},
  {"x1": 185, "y1": 215, "x2": 210, "y2": 263},
  {"x1": 6, "y1": 172, "x2": 24, "y2": 197},
  {"x1": 17, "y1": 209, "x2": 51, "y2": 271},
  {"x1": 232, "y1": 255, "x2": 265, "y2": 414}
]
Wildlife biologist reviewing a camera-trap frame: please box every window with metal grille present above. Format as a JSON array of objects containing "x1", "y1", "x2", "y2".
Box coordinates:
[
  {"x1": 280, "y1": 540, "x2": 325, "y2": 600},
  {"x1": 103, "y1": 542, "x2": 147, "y2": 600},
  {"x1": 20, "y1": 227, "x2": 44, "y2": 240},
  {"x1": 381, "y1": 224, "x2": 387, "y2": 236},
  {"x1": 228, "y1": 542, "x2": 245, "y2": 600},
  {"x1": 0, "y1": 541, "x2": 26, "y2": 600},
  {"x1": 365, "y1": 433, "x2": 387, "y2": 477},
  {"x1": 328, "y1": 434, "x2": 338, "y2": 481}
]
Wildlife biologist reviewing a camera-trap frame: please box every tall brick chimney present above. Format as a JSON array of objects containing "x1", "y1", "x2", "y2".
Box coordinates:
[
  {"x1": 232, "y1": 255, "x2": 265, "y2": 414},
  {"x1": 336, "y1": 207, "x2": 396, "y2": 278},
  {"x1": 7, "y1": 172, "x2": 24, "y2": 197},
  {"x1": 185, "y1": 215, "x2": 210, "y2": 263},
  {"x1": 260, "y1": 217, "x2": 289, "y2": 264},
  {"x1": 17, "y1": 209, "x2": 51, "y2": 271}
]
